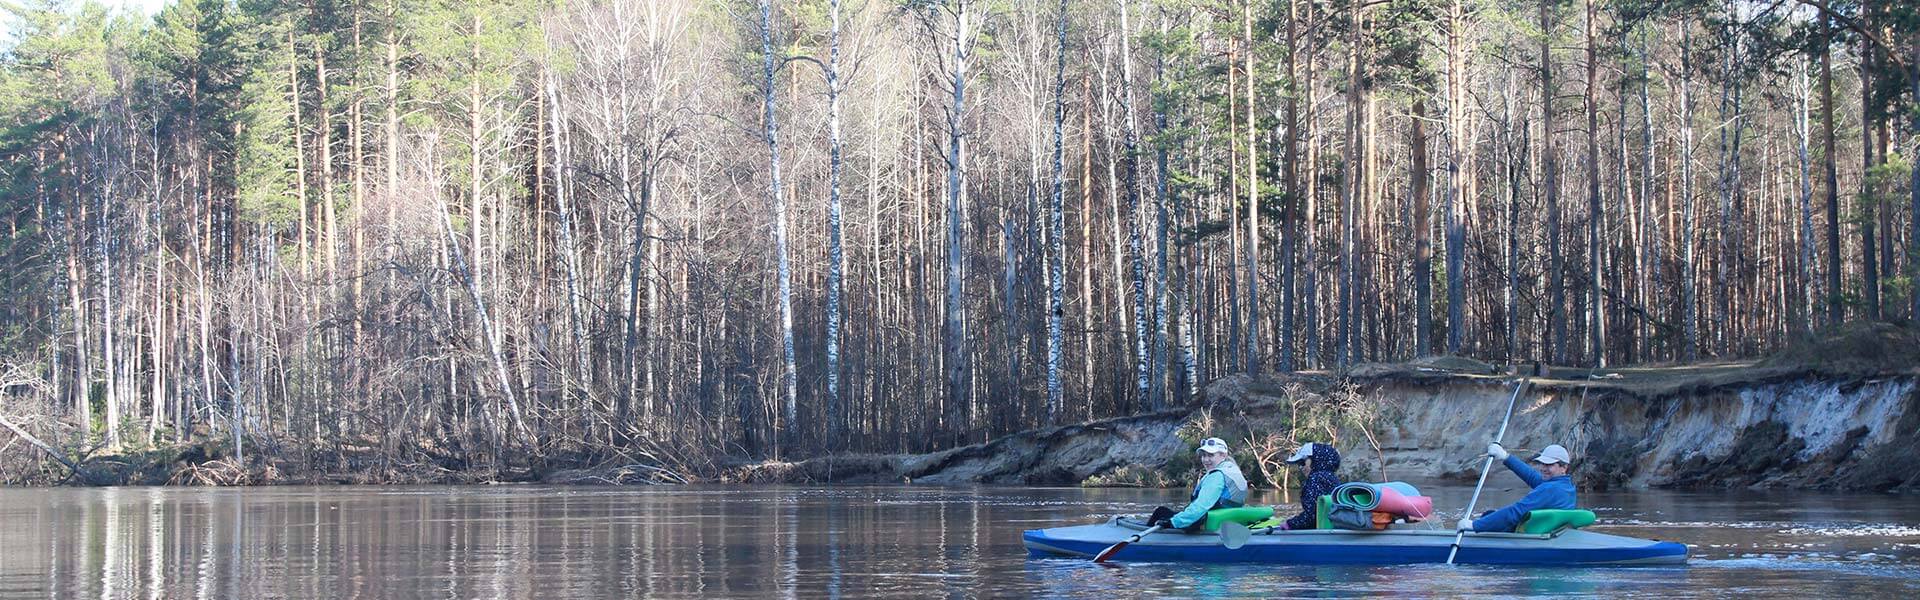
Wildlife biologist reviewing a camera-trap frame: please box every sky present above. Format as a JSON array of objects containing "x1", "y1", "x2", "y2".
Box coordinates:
[
  {"x1": 101, "y1": 0, "x2": 168, "y2": 16},
  {"x1": 102, "y1": 0, "x2": 168, "y2": 15},
  {"x1": 2, "y1": 0, "x2": 167, "y2": 45}
]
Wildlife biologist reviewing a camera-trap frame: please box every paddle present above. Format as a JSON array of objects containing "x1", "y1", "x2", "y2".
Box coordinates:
[
  {"x1": 1218, "y1": 521, "x2": 1252, "y2": 550},
  {"x1": 1446, "y1": 378, "x2": 1529, "y2": 565},
  {"x1": 1092, "y1": 524, "x2": 1163, "y2": 562}
]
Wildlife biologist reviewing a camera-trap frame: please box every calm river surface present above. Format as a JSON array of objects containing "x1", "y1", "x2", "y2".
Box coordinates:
[{"x1": 3, "y1": 483, "x2": 1918, "y2": 598}]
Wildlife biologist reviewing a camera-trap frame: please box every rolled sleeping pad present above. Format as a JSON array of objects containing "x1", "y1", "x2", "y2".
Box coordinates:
[
  {"x1": 1331, "y1": 482, "x2": 1382, "y2": 510},
  {"x1": 1201, "y1": 506, "x2": 1276, "y2": 532},
  {"x1": 1371, "y1": 486, "x2": 1435, "y2": 520},
  {"x1": 1378, "y1": 481, "x2": 1421, "y2": 498},
  {"x1": 1517, "y1": 509, "x2": 1597, "y2": 534}
]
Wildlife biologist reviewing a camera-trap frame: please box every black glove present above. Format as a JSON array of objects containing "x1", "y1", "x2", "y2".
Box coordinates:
[{"x1": 1147, "y1": 506, "x2": 1176, "y2": 528}]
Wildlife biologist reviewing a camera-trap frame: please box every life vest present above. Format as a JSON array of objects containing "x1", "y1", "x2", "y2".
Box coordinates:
[{"x1": 1191, "y1": 457, "x2": 1250, "y2": 509}]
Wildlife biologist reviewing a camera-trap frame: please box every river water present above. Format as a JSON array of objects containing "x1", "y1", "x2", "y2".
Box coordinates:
[{"x1": 2, "y1": 483, "x2": 1918, "y2": 598}]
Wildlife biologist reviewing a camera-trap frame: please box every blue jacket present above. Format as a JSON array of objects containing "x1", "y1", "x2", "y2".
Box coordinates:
[
  {"x1": 1472, "y1": 456, "x2": 1577, "y2": 533},
  {"x1": 1171, "y1": 472, "x2": 1226, "y2": 529},
  {"x1": 1171, "y1": 458, "x2": 1248, "y2": 529},
  {"x1": 1283, "y1": 444, "x2": 1343, "y2": 530}
]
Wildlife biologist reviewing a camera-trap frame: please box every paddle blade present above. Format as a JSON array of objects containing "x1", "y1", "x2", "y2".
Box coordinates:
[
  {"x1": 1092, "y1": 525, "x2": 1160, "y2": 562},
  {"x1": 1219, "y1": 521, "x2": 1251, "y2": 550}
]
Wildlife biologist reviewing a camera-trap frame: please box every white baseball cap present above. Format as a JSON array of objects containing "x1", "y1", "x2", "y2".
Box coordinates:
[
  {"x1": 1532, "y1": 444, "x2": 1571, "y2": 465},
  {"x1": 1195, "y1": 437, "x2": 1230, "y2": 455},
  {"x1": 1285, "y1": 443, "x2": 1316, "y2": 464}
]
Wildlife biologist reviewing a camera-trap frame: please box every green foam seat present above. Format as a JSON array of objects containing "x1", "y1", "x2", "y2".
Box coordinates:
[
  {"x1": 1202, "y1": 506, "x2": 1275, "y2": 532},
  {"x1": 1517, "y1": 509, "x2": 1597, "y2": 534}
]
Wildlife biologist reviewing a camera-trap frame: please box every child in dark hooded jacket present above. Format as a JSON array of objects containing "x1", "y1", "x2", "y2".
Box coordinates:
[{"x1": 1279, "y1": 443, "x2": 1343, "y2": 530}]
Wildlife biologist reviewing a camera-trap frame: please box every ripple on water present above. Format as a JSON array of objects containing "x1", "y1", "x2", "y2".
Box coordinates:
[{"x1": 1777, "y1": 524, "x2": 1920, "y2": 537}]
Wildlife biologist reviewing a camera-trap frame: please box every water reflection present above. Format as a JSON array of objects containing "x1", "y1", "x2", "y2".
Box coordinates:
[{"x1": 1, "y1": 485, "x2": 1918, "y2": 598}]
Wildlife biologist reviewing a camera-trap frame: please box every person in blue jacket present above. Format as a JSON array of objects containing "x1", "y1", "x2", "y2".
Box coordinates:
[
  {"x1": 1456, "y1": 443, "x2": 1577, "y2": 533},
  {"x1": 1146, "y1": 437, "x2": 1249, "y2": 531},
  {"x1": 1275, "y1": 442, "x2": 1342, "y2": 530}
]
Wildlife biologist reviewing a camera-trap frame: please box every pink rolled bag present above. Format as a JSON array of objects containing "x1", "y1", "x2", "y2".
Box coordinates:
[{"x1": 1373, "y1": 485, "x2": 1434, "y2": 520}]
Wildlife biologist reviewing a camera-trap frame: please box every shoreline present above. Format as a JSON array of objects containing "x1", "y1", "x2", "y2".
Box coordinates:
[{"x1": 8, "y1": 357, "x2": 1917, "y2": 491}]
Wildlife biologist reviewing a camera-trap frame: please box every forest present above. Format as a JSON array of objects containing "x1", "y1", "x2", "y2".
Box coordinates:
[{"x1": 0, "y1": 0, "x2": 1914, "y2": 479}]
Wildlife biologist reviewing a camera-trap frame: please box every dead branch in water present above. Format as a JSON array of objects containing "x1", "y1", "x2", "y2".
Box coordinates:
[
  {"x1": 168, "y1": 459, "x2": 253, "y2": 486},
  {"x1": 0, "y1": 365, "x2": 83, "y2": 479}
]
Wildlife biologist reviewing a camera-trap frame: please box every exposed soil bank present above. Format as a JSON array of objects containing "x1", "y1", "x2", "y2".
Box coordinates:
[
  {"x1": 11, "y1": 325, "x2": 1917, "y2": 489},
  {"x1": 730, "y1": 362, "x2": 1920, "y2": 492}
]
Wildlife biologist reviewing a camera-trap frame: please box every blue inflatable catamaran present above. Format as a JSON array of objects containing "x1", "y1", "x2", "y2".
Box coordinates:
[{"x1": 1023, "y1": 517, "x2": 1689, "y2": 566}]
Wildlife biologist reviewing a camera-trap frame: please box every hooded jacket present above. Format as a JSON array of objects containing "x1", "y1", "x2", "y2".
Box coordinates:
[{"x1": 1282, "y1": 443, "x2": 1343, "y2": 530}]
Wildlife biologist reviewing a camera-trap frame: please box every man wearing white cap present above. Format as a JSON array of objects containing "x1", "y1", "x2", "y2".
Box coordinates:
[
  {"x1": 1456, "y1": 443, "x2": 1577, "y2": 533},
  {"x1": 1146, "y1": 437, "x2": 1249, "y2": 531}
]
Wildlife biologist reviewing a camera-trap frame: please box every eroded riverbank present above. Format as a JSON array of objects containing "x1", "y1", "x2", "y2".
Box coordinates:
[
  {"x1": 732, "y1": 360, "x2": 1920, "y2": 493},
  {"x1": 10, "y1": 333, "x2": 1918, "y2": 491}
]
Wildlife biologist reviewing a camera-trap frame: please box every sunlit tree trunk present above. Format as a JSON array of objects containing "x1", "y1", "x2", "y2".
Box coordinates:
[
  {"x1": 1680, "y1": 24, "x2": 1700, "y2": 360},
  {"x1": 1044, "y1": 0, "x2": 1069, "y2": 422},
  {"x1": 759, "y1": 0, "x2": 798, "y2": 453},
  {"x1": 1118, "y1": 0, "x2": 1151, "y2": 409},
  {"x1": 825, "y1": 0, "x2": 847, "y2": 441}
]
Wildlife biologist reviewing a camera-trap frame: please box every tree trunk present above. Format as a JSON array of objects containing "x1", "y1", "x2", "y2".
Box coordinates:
[
  {"x1": 1080, "y1": 70, "x2": 1096, "y2": 417},
  {"x1": 1412, "y1": 98, "x2": 1433, "y2": 357},
  {"x1": 943, "y1": 1, "x2": 973, "y2": 439},
  {"x1": 1680, "y1": 24, "x2": 1700, "y2": 360},
  {"x1": 1503, "y1": 76, "x2": 1522, "y2": 360},
  {"x1": 1242, "y1": 0, "x2": 1260, "y2": 374},
  {"x1": 1793, "y1": 56, "x2": 1817, "y2": 334},
  {"x1": 1444, "y1": 0, "x2": 1468, "y2": 355},
  {"x1": 1151, "y1": 13, "x2": 1172, "y2": 410},
  {"x1": 385, "y1": 0, "x2": 400, "y2": 268},
  {"x1": 1279, "y1": 0, "x2": 1300, "y2": 371},
  {"x1": 1118, "y1": 0, "x2": 1151, "y2": 410},
  {"x1": 826, "y1": 0, "x2": 847, "y2": 442},
  {"x1": 1713, "y1": 1, "x2": 1746, "y2": 353},
  {"x1": 1641, "y1": 31, "x2": 1661, "y2": 353},
  {"x1": 1302, "y1": 0, "x2": 1319, "y2": 368},
  {"x1": 1820, "y1": 14, "x2": 1842, "y2": 326},
  {"x1": 1541, "y1": 0, "x2": 1565, "y2": 364},
  {"x1": 437, "y1": 194, "x2": 531, "y2": 446},
  {"x1": 1910, "y1": 48, "x2": 1919, "y2": 323},
  {"x1": 759, "y1": 0, "x2": 799, "y2": 454},
  {"x1": 542, "y1": 71, "x2": 588, "y2": 381},
  {"x1": 1858, "y1": 21, "x2": 1879, "y2": 321},
  {"x1": 318, "y1": 33, "x2": 337, "y2": 277},
  {"x1": 1585, "y1": 0, "x2": 1605, "y2": 366},
  {"x1": 1338, "y1": 4, "x2": 1362, "y2": 367}
]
